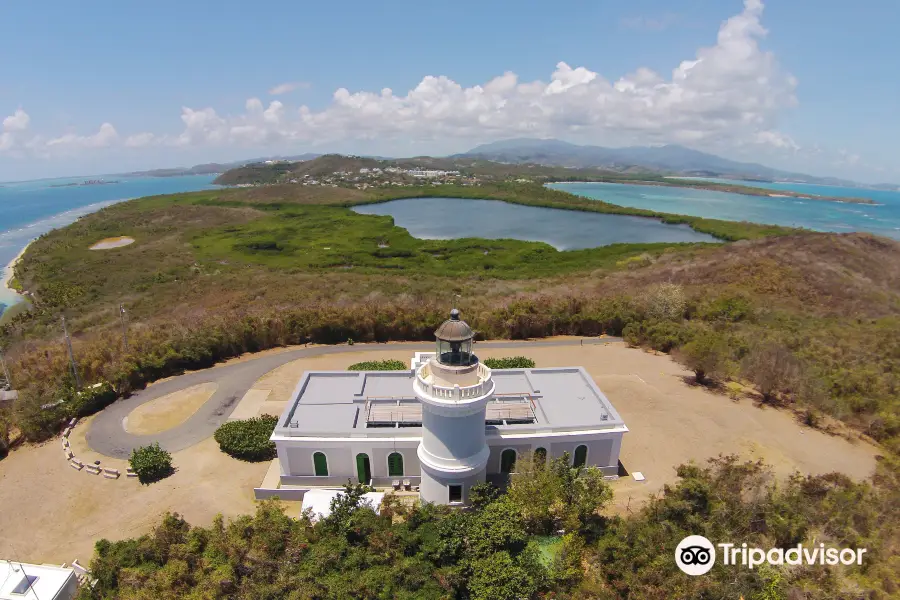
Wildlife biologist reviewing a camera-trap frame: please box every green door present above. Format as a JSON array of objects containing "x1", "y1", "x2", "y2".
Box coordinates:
[
  {"x1": 313, "y1": 452, "x2": 328, "y2": 476},
  {"x1": 573, "y1": 445, "x2": 588, "y2": 468},
  {"x1": 356, "y1": 453, "x2": 371, "y2": 484},
  {"x1": 388, "y1": 452, "x2": 404, "y2": 477},
  {"x1": 500, "y1": 449, "x2": 517, "y2": 474}
]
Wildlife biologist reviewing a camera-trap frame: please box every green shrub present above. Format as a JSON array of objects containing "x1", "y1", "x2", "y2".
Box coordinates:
[
  {"x1": 69, "y1": 381, "x2": 117, "y2": 417},
  {"x1": 623, "y1": 320, "x2": 688, "y2": 352},
  {"x1": 213, "y1": 415, "x2": 278, "y2": 461},
  {"x1": 482, "y1": 356, "x2": 536, "y2": 369},
  {"x1": 129, "y1": 442, "x2": 173, "y2": 484},
  {"x1": 673, "y1": 327, "x2": 733, "y2": 384},
  {"x1": 698, "y1": 294, "x2": 755, "y2": 323},
  {"x1": 347, "y1": 359, "x2": 407, "y2": 371}
]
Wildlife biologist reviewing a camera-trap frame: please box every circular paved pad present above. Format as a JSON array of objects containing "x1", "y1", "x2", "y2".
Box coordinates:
[{"x1": 87, "y1": 338, "x2": 620, "y2": 459}]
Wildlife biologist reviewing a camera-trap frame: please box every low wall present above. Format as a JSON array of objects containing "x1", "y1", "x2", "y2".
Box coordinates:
[{"x1": 254, "y1": 487, "x2": 308, "y2": 501}]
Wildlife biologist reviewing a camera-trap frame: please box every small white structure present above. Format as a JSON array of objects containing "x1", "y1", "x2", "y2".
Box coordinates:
[
  {"x1": 0, "y1": 560, "x2": 78, "y2": 600},
  {"x1": 301, "y1": 489, "x2": 385, "y2": 522},
  {"x1": 271, "y1": 310, "x2": 627, "y2": 506}
]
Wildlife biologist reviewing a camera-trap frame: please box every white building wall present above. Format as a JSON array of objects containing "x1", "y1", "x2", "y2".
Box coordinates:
[
  {"x1": 278, "y1": 438, "x2": 423, "y2": 486},
  {"x1": 276, "y1": 430, "x2": 625, "y2": 484},
  {"x1": 486, "y1": 443, "x2": 532, "y2": 473}
]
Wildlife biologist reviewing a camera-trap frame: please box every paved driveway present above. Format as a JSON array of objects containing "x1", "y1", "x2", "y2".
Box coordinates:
[{"x1": 86, "y1": 338, "x2": 621, "y2": 458}]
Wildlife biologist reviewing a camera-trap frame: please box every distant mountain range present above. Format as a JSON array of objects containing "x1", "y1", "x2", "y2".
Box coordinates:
[
  {"x1": 456, "y1": 139, "x2": 899, "y2": 190},
  {"x1": 122, "y1": 141, "x2": 899, "y2": 191}
]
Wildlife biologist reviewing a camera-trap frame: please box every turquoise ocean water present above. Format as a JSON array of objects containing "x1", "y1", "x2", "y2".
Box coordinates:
[
  {"x1": 0, "y1": 174, "x2": 218, "y2": 307},
  {"x1": 549, "y1": 180, "x2": 900, "y2": 240}
]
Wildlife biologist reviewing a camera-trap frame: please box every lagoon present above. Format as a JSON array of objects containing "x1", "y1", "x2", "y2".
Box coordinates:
[{"x1": 352, "y1": 197, "x2": 718, "y2": 249}]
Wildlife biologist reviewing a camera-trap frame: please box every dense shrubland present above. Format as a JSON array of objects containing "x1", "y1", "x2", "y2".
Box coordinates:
[
  {"x1": 77, "y1": 453, "x2": 900, "y2": 599},
  {"x1": 3, "y1": 261, "x2": 900, "y2": 454}
]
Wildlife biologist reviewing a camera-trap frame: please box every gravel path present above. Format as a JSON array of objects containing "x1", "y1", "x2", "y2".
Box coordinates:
[{"x1": 87, "y1": 338, "x2": 621, "y2": 458}]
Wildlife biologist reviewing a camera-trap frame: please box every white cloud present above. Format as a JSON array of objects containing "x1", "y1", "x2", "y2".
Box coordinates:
[
  {"x1": 0, "y1": 1, "x2": 829, "y2": 171},
  {"x1": 3, "y1": 109, "x2": 30, "y2": 132},
  {"x1": 836, "y1": 149, "x2": 861, "y2": 166},
  {"x1": 268, "y1": 81, "x2": 310, "y2": 95},
  {"x1": 149, "y1": 0, "x2": 796, "y2": 153},
  {"x1": 124, "y1": 132, "x2": 156, "y2": 148},
  {"x1": 754, "y1": 130, "x2": 799, "y2": 150},
  {"x1": 47, "y1": 122, "x2": 118, "y2": 149}
]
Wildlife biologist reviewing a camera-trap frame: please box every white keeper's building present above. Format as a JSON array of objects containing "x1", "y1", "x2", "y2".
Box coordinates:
[{"x1": 270, "y1": 310, "x2": 627, "y2": 505}]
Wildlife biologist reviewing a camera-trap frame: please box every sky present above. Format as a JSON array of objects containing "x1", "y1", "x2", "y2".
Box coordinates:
[{"x1": 1, "y1": 0, "x2": 898, "y2": 183}]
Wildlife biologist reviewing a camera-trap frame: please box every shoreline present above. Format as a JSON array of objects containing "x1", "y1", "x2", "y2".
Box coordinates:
[
  {"x1": 549, "y1": 179, "x2": 876, "y2": 205},
  {"x1": 2, "y1": 240, "x2": 33, "y2": 301}
]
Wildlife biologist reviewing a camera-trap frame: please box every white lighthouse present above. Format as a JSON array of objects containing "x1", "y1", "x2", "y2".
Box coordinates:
[{"x1": 414, "y1": 309, "x2": 494, "y2": 505}]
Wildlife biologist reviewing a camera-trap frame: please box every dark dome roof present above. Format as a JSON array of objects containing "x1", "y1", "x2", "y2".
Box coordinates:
[{"x1": 434, "y1": 308, "x2": 474, "y2": 341}]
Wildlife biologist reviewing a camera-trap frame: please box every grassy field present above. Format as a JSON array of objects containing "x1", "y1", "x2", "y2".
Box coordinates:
[{"x1": 8, "y1": 182, "x2": 790, "y2": 331}]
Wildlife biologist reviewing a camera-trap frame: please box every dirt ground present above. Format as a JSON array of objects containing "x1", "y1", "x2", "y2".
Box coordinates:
[
  {"x1": 249, "y1": 342, "x2": 881, "y2": 510},
  {"x1": 124, "y1": 382, "x2": 218, "y2": 435},
  {"x1": 0, "y1": 340, "x2": 881, "y2": 565},
  {"x1": 0, "y1": 419, "x2": 270, "y2": 564}
]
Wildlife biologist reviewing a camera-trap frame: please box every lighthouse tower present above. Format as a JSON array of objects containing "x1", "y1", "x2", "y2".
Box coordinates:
[{"x1": 415, "y1": 309, "x2": 494, "y2": 505}]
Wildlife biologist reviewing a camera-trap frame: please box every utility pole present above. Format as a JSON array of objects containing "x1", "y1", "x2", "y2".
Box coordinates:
[
  {"x1": 62, "y1": 316, "x2": 81, "y2": 390},
  {"x1": 0, "y1": 349, "x2": 11, "y2": 390},
  {"x1": 119, "y1": 303, "x2": 129, "y2": 350}
]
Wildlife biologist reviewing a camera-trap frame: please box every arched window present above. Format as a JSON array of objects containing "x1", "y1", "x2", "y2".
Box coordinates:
[
  {"x1": 573, "y1": 445, "x2": 588, "y2": 468},
  {"x1": 500, "y1": 449, "x2": 517, "y2": 474},
  {"x1": 313, "y1": 452, "x2": 328, "y2": 476},
  {"x1": 534, "y1": 447, "x2": 547, "y2": 464},
  {"x1": 356, "y1": 453, "x2": 371, "y2": 484},
  {"x1": 388, "y1": 452, "x2": 404, "y2": 477}
]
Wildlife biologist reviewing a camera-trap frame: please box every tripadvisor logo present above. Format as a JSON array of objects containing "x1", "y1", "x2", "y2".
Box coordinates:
[
  {"x1": 675, "y1": 535, "x2": 867, "y2": 576},
  {"x1": 675, "y1": 535, "x2": 716, "y2": 576}
]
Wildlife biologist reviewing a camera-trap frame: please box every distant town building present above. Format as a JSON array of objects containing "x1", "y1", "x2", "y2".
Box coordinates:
[
  {"x1": 0, "y1": 561, "x2": 78, "y2": 600},
  {"x1": 407, "y1": 169, "x2": 461, "y2": 178},
  {"x1": 359, "y1": 168, "x2": 370, "y2": 174},
  {"x1": 269, "y1": 310, "x2": 626, "y2": 506}
]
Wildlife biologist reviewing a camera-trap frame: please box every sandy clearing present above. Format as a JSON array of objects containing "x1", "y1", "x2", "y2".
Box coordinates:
[
  {"x1": 0, "y1": 423, "x2": 270, "y2": 564},
  {"x1": 89, "y1": 236, "x2": 135, "y2": 250},
  {"x1": 248, "y1": 343, "x2": 881, "y2": 510},
  {"x1": 124, "y1": 382, "x2": 217, "y2": 435}
]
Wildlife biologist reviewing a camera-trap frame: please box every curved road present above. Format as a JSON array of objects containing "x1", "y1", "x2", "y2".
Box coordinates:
[{"x1": 87, "y1": 338, "x2": 622, "y2": 459}]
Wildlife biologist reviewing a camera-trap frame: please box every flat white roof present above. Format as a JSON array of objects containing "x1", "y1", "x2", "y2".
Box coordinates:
[
  {"x1": 0, "y1": 560, "x2": 75, "y2": 600},
  {"x1": 275, "y1": 366, "x2": 625, "y2": 438}
]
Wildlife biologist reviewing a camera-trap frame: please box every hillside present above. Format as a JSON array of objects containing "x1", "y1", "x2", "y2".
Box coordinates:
[
  {"x1": 213, "y1": 154, "x2": 874, "y2": 203},
  {"x1": 126, "y1": 153, "x2": 321, "y2": 178},
  {"x1": 459, "y1": 138, "x2": 867, "y2": 186}
]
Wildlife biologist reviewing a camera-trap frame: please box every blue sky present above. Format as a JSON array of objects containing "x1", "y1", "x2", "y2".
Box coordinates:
[{"x1": 1, "y1": 0, "x2": 898, "y2": 183}]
